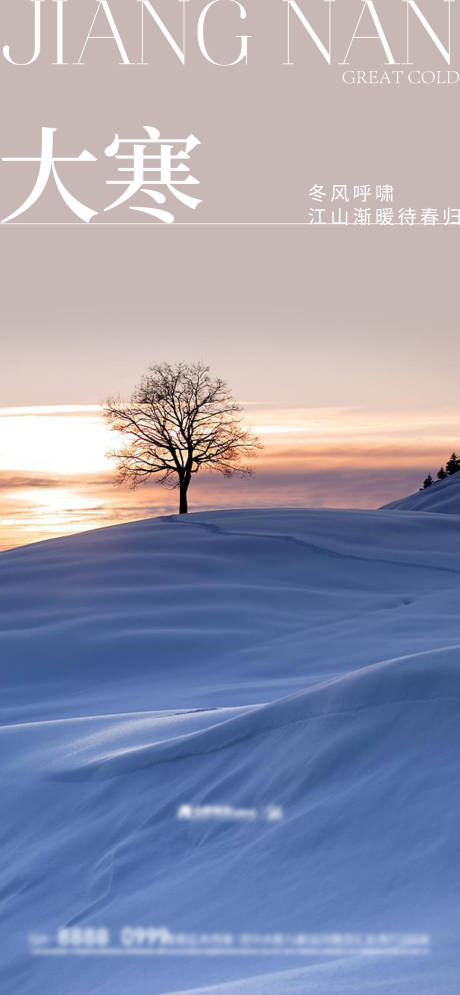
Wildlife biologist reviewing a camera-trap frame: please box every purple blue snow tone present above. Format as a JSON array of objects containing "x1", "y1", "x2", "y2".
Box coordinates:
[{"x1": 1, "y1": 477, "x2": 460, "y2": 993}]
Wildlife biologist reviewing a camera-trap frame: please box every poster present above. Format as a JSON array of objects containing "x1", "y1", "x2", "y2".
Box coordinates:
[{"x1": 1, "y1": 3, "x2": 459, "y2": 994}]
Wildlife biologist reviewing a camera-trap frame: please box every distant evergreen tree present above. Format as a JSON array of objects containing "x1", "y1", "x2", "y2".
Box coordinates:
[
  {"x1": 437, "y1": 467, "x2": 447, "y2": 481},
  {"x1": 423, "y1": 474, "x2": 433, "y2": 489},
  {"x1": 445, "y1": 453, "x2": 460, "y2": 476}
]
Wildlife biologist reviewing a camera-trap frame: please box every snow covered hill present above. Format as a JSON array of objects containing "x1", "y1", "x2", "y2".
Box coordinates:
[
  {"x1": 1, "y1": 508, "x2": 460, "y2": 995},
  {"x1": 383, "y1": 470, "x2": 460, "y2": 514}
]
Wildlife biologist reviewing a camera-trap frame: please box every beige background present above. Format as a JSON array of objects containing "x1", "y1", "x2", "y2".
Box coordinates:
[{"x1": 0, "y1": 0, "x2": 459, "y2": 407}]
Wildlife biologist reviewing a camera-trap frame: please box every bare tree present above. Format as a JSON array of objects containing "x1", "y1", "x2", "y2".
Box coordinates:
[{"x1": 105, "y1": 362, "x2": 261, "y2": 514}]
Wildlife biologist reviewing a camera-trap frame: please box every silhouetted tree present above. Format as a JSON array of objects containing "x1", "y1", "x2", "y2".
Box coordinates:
[
  {"x1": 446, "y1": 453, "x2": 460, "y2": 476},
  {"x1": 422, "y1": 474, "x2": 433, "y2": 489},
  {"x1": 105, "y1": 362, "x2": 261, "y2": 514},
  {"x1": 437, "y1": 467, "x2": 447, "y2": 481}
]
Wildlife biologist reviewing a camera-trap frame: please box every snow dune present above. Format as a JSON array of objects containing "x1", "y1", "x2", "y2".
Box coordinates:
[
  {"x1": 383, "y1": 469, "x2": 460, "y2": 514},
  {"x1": 1, "y1": 505, "x2": 460, "y2": 994}
]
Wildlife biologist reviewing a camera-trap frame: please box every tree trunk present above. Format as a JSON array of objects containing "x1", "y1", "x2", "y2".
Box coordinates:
[{"x1": 179, "y1": 481, "x2": 188, "y2": 515}]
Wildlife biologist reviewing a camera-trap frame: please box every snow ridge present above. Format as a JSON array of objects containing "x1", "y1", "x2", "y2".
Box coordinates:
[{"x1": 1, "y1": 508, "x2": 460, "y2": 995}]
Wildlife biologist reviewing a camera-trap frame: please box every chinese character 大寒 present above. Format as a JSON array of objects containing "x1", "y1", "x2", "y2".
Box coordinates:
[{"x1": 2, "y1": 126, "x2": 202, "y2": 224}]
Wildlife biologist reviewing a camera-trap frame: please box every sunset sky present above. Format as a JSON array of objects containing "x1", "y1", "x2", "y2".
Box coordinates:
[
  {"x1": 1, "y1": 221, "x2": 459, "y2": 550},
  {"x1": 1, "y1": 400, "x2": 458, "y2": 551}
]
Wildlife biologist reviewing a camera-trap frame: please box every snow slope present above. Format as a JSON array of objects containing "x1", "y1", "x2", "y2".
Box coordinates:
[
  {"x1": 383, "y1": 470, "x2": 460, "y2": 514},
  {"x1": 1, "y1": 508, "x2": 460, "y2": 995}
]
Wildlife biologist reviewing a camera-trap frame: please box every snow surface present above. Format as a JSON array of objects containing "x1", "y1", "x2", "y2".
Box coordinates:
[
  {"x1": 383, "y1": 470, "x2": 460, "y2": 514},
  {"x1": 1, "y1": 507, "x2": 460, "y2": 994}
]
